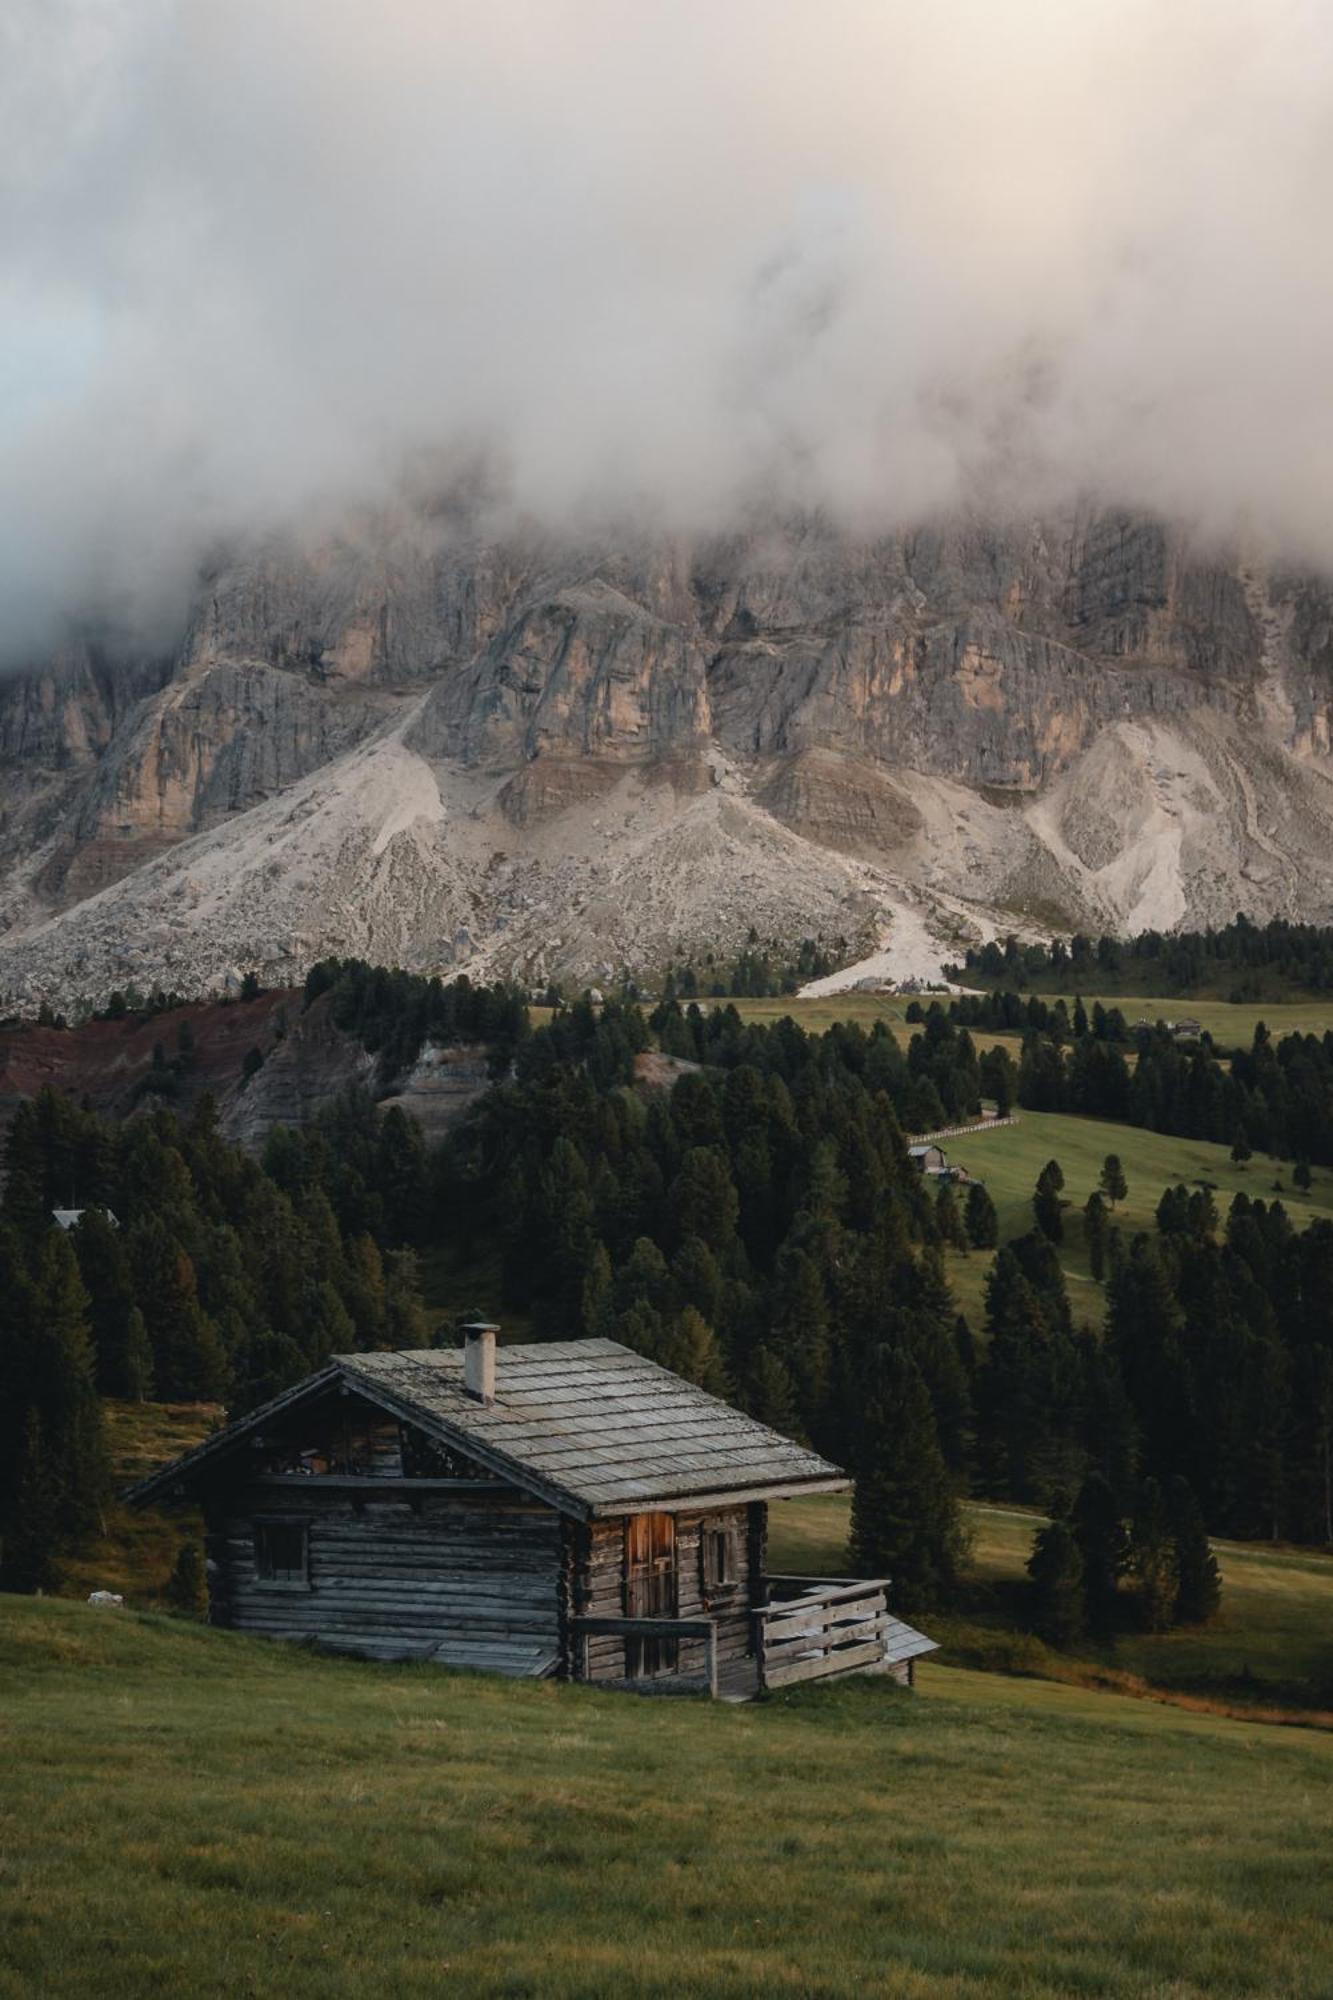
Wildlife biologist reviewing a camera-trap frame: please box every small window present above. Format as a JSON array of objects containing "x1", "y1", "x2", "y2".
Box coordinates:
[
  {"x1": 703, "y1": 1527, "x2": 732, "y2": 1591},
  {"x1": 254, "y1": 1521, "x2": 309, "y2": 1587}
]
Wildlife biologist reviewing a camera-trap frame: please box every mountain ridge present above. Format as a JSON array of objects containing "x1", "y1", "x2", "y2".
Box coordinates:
[{"x1": 3, "y1": 505, "x2": 1333, "y2": 1005}]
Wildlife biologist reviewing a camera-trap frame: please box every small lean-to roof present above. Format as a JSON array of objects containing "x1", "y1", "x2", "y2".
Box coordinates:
[
  {"x1": 880, "y1": 1615, "x2": 939, "y2": 1666},
  {"x1": 126, "y1": 1339, "x2": 849, "y2": 1520}
]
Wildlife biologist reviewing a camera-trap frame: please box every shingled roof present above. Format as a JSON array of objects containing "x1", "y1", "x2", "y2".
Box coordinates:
[{"x1": 126, "y1": 1339, "x2": 849, "y2": 1519}]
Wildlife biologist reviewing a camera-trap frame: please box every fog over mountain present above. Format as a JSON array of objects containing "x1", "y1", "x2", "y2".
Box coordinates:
[{"x1": 6, "y1": 0, "x2": 1333, "y2": 657}]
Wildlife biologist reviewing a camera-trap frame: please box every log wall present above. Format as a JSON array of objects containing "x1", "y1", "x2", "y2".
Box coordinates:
[
  {"x1": 571, "y1": 1501, "x2": 764, "y2": 1683},
  {"x1": 206, "y1": 1482, "x2": 562, "y2": 1673}
]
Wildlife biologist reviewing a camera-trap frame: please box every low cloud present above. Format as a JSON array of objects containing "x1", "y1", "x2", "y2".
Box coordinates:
[{"x1": 5, "y1": 0, "x2": 1333, "y2": 657}]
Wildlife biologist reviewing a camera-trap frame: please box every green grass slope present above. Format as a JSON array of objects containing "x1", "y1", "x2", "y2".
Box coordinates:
[
  {"x1": 932, "y1": 1106, "x2": 1333, "y2": 1322},
  {"x1": 772, "y1": 1495, "x2": 1333, "y2": 1715},
  {"x1": 2, "y1": 1597, "x2": 1330, "y2": 1999}
]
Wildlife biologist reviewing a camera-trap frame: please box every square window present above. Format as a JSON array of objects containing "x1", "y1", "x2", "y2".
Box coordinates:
[
  {"x1": 255, "y1": 1521, "x2": 309, "y2": 1587},
  {"x1": 703, "y1": 1527, "x2": 732, "y2": 1591}
]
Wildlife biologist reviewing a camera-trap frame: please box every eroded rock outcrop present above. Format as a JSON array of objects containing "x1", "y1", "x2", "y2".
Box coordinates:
[{"x1": 2, "y1": 504, "x2": 1333, "y2": 1002}]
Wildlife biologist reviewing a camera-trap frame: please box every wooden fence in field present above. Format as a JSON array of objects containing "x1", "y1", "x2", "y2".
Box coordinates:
[{"x1": 910, "y1": 1116, "x2": 1017, "y2": 1143}]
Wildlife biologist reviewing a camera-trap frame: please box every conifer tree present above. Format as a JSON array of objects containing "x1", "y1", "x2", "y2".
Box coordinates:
[
  {"x1": 850, "y1": 1345, "x2": 966, "y2": 1614},
  {"x1": 662, "y1": 1306, "x2": 729, "y2": 1397},
  {"x1": 121, "y1": 1307, "x2": 155, "y2": 1402},
  {"x1": 670, "y1": 1236, "x2": 723, "y2": 1328},
  {"x1": 616, "y1": 1298, "x2": 666, "y2": 1362},
  {"x1": 746, "y1": 1346, "x2": 803, "y2": 1439},
  {"x1": 964, "y1": 1181, "x2": 999, "y2": 1249},
  {"x1": 1100, "y1": 1155, "x2": 1128, "y2": 1209},
  {"x1": 667, "y1": 1147, "x2": 739, "y2": 1252},
  {"x1": 769, "y1": 1243, "x2": 831, "y2": 1430},
  {"x1": 1026, "y1": 1516, "x2": 1085, "y2": 1648},
  {"x1": 1131, "y1": 1477, "x2": 1180, "y2": 1631},
  {"x1": 70, "y1": 1208, "x2": 135, "y2": 1395},
  {"x1": 383, "y1": 1250, "x2": 430, "y2": 1348},
  {"x1": 1033, "y1": 1161, "x2": 1065, "y2": 1243},
  {"x1": 31, "y1": 1230, "x2": 108, "y2": 1538},
  {"x1": 0, "y1": 1412, "x2": 63, "y2": 1594},
  {"x1": 1165, "y1": 1474, "x2": 1221, "y2": 1625},
  {"x1": 1071, "y1": 1470, "x2": 1127, "y2": 1636},
  {"x1": 580, "y1": 1241, "x2": 614, "y2": 1338},
  {"x1": 1083, "y1": 1191, "x2": 1109, "y2": 1280},
  {"x1": 934, "y1": 1180, "x2": 968, "y2": 1251},
  {"x1": 134, "y1": 1227, "x2": 230, "y2": 1401}
]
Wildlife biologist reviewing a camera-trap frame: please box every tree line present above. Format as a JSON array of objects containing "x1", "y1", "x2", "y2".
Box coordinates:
[
  {"x1": 4, "y1": 972, "x2": 1329, "y2": 1614},
  {"x1": 989, "y1": 1171, "x2": 1333, "y2": 1549},
  {"x1": 0, "y1": 1088, "x2": 434, "y2": 1591},
  {"x1": 1016, "y1": 1018, "x2": 1333, "y2": 1168},
  {"x1": 662, "y1": 934, "x2": 842, "y2": 1000},
  {"x1": 953, "y1": 912, "x2": 1333, "y2": 999}
]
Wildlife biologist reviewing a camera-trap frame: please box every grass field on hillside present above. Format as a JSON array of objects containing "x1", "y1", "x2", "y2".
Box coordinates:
[
  {"x1": 1054, "y1": 994, "x2": 1333, "y2": 1046},
  {"x1": 931, "y1": 1106, "x2": 1333, "y2": 1322},
  {"x1": 59, "y1": 1401, "x2": 214, "y2": 1606},
  {"x1": 771, "y1": 1494, "x2": 1333, "y2": 1712},
  {"x1": 2, "y1": 1597, "x2": 1330, "y2": 1999},
  {"x1": 721, "y1": 988, "x2": 1333, "y2": 1053},
  {"x1": 724, "y1": 991, "x2": 1027, "y2": 1067}
]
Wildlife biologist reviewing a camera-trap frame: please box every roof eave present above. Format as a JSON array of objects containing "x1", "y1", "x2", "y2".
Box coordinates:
[
  {"x1": 123, "y1": 1356, "x2": 598, "y2": 1522},
  {"x1": 122, "y1": 1361, "x2": 346, "y2": 1507},
  {"x1": 586, "y1": 1473, "x2": 852, "y2": 1517}
]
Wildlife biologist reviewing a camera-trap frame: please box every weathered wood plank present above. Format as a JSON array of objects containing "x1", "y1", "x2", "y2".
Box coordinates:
[{"x1": 763, "y1": 1639, "x2": 887, "y2": 1688}]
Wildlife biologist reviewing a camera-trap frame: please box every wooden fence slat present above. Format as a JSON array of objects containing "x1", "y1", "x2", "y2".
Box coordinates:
[{"x1": 763, "y1": 1639, "x2": 887, "y2": 1688}]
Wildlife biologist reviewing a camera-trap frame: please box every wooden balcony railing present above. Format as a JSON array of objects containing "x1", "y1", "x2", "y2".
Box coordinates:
[
  {"x1": 570, "y1": 1615, "x2": 719, "y2": 1697},
  {"x1": 756, "y1": 1576, "x2": 896, "y2": 1690}
]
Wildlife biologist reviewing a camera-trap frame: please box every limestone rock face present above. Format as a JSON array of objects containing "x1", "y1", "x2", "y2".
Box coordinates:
[{"x1": 2, "y1": 504, "x2": 1333, "y2": 1004}]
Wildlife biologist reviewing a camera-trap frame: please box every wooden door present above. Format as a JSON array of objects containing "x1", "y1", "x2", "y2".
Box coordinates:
[{"x1": 624, "y1": 1512, "x2": 677, "y2": 1676}]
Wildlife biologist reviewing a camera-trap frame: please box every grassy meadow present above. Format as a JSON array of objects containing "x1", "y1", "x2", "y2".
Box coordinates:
[
  {"x1": 1054, "y1": 994, "x2": 1333, "y2": 1047},
  {"x1": 930, "y1": 1104, "x2": 1333, "y2": 1321},
  {"x1": 724, "y1": 985, "x2": 1333, "y2": 1054},
  {"x1": 74, "y1": 1409, "x2": 1333, "y2": 1719},
  {"x1": 59, "y1": 1401, "x2": 213, "y2": 1607},
  {"x1": 770, "y1": 1493, "x2": 1333, "y2": 1716},
  {"x1": 2, "y1": 1595, "x2": 1331, "y2": 2000}
]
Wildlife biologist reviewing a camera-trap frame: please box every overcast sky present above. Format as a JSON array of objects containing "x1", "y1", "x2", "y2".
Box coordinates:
[{"x1": 5, "y1": 0, "x2": 1333, "y2": 656}]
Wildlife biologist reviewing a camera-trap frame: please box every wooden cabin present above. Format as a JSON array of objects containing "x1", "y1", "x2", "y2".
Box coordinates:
[
  {"x1": 128, "y1": 1329, "x2": 936, "y2": 1698},
  {"x1": 907, "y1": 1143, "x2": 948, "y2": 1176}
]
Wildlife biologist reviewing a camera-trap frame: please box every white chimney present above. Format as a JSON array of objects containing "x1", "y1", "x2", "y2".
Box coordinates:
[{"x1": 461, "y1": 1321, "x2": 499, "y2": 1403}]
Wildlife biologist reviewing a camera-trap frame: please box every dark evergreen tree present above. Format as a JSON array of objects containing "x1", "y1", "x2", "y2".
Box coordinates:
[
  {"x1": 746, "y1": 1346, "x2": 803, "y2": 1438},
  {"x1": 964, "y1": 1181, "x2": 999, "y2": 1249},
  {"x1": 30, "y1": 1231, "x2": 108, "y2": 1539},
  {"x1": 1026, "y1": 1517, "x2": 1085, "y2": 1648},
  {"x1": 0, "y1": 1412, "x2": 63, "y2": 1594},
  {"x1": 1071, "y1": 1470, "x2": 1127, "y2": 1636},
  {"x1": 934, "y1": 1180, "x2": 968, "y2": 1251},
  {"x1": 1100, "y1": 1155, "x2": 1128, "y2": 1209},
  {"x1": 850, "y1": 1345, "x2": 966, "y2": 1614},
  {"x1": 121, "y1": 1307, "x2": 155, "y2": 1402},
  {"x1": 1130, "y1": 1478, "x2": 1179, "y2": 1632},
  {"x1": 1033, "y1": 1161, "x2": 1065, "y2": 1243},
  {"x1": 1165, "y1": 1475, "x2": 1221, "y2": 1625},
  {"x1": 1083, "y1": 1190, "x2": 1109, "y2": 1280},
  {"x1": 662, "y1": 1306, "x2": 729, "y2": 1396}
]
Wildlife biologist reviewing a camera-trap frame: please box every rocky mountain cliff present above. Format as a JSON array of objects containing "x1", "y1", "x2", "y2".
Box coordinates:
[{"x1": 3, "y1": 506, "x2": 1332, "y2": 1005}]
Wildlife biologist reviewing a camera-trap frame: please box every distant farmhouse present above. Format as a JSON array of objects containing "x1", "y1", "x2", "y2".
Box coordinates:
[
  {"x1": 130, "y1": 1329, "x2": 936, "y2": 1699},
  {"x1": 907, "y1": 1144, "x2": 981, "y2": 1188},
  {"x1": 52, "y1": 1206, "x2": 119, "y2": 1231}
]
